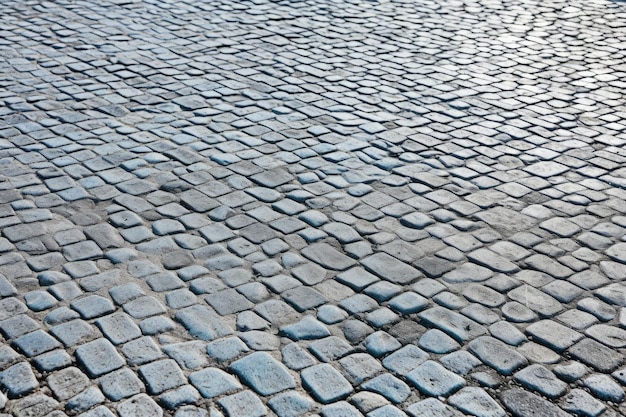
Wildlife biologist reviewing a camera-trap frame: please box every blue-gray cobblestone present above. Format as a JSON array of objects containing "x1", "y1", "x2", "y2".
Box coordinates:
[
  {"x1": 0, "y1": 361, "x2": 38, "y2": 397},
  {"x1": 139, "y1": 359, "x2": 186, "y2": 395},
  {"x1": 99, "y1": 367, "x2": 144, "y2": 401},
  {"x1": 218, "y1": 390, "x2": 267, "y2": 417},
  {"x1": 76, "y1": 338, "x2": 126, "y2": 377},
  {"x1": 302, "y1": 363, "x2": 353, "y2": 404},
  {"x1": 268, "y1": 391, "x2": 314, "y2": 417}
]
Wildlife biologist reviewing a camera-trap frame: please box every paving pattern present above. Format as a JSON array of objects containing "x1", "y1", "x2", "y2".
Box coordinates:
[{"x1": 1, "y1": 0, "x2": 626, "y2": 415}]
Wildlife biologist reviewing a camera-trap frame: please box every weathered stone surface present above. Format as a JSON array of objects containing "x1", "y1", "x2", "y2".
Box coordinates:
[
  {"x1": 514, "y1": 365, "x2": 568, "y2": 399},
  {"x1": 406, "y1": 360, "x2": 465, "y2": 397},
  {"x1": 175, "y1": 305, "x2": 233, "y2": 341},
  {"x1": 419, "y1": 307, "x2": 487, "y2": 342},
  {"x1": 500, "y1": 389, "x2": 570, "y2": 417},
  {"x1": 525, "y1": 320, "x2": 583, "y2": 352},
  {"x1": 1, "y1": 0, "x2": 626, "y2": 415},
  {"x1": 231, "y1": 352, "x2": 295, "y2": 396},
  {"x1": 301, "y1": 364, "x2": 353, "y2": 404},
  {"x1": 301, "y1": 243, "x2": 356, "y2": 271},
  {"x1": 468, "y1": 336, "x2": 528, "y2": 376},
  {"x1": 508, "y1": 285, "x2": 563, "y2": 318},
  {"x1": 448, "y1": 387, "x2": 506, "y2": 417},
  {"x1": 568, "y1": 338, "x2": 624, "y2": 373},
  {"x1": 362, "y1": 253, "x2": 422, "y2": 284}
]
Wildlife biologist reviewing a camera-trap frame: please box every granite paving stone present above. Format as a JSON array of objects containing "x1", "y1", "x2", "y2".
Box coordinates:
[
  {"x1": 231, "y1": 352, "x2": 295, "y2": 396},
  {"x1": 98, "y1": 367, "x2": 144, "y2": 401},
  {"x1": 500, "y1": 389, "x2": 570, "y2": 417},
  {"x1": 568, "y1": 338, "x2": 625, "y2": 373},
  {"x1": 468, "y1": 336, "x2": 528, "y2": 376},
  {"x1": 139, "y1": 359, "x2": 186, "y2": 395},
  {"x1": 583, "y1": 374, "x2": 625, "y2": 403},
  {"x1": 361, "y1": 373, "x2": 411, "y2": 404},
  {"x1": 448, "y1": 387, "x2": 506, "y2": 417},
  {"x1": 0, "y1": 362, "x2": 39, "y2": 397},
  {"x1": 117, "y1": 394, "x2": 163, "y2": 417},
  {"x1": 406, "y1": 360, "x2": 465, "y2": 397},
  {"x1": 525, "y1": 320, "x2": 583, "y2": 351},
  {"x1": 301, "y1": 363, "x2": 354, "y2": 404},
  {"x1": 514, "y1": 364, "x2": 568, "y2": 399},
  {"x1": 560, "y1": 389, "x2": 606, "y2": 417},
  {"x1": 75, "y1": 338, "x2": 126, "y2": 377},
  {"x1": 218, "y1": 390, "x2": 267, "y2": 417},
  {"x1": 189, "y1": 367, "x2": 242, "y2": 399},
  {"x1": 268, "y1": 391, "x2": 315, "y2": 417}
]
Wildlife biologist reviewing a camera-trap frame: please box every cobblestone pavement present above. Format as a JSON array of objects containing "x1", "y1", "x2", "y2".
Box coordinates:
[{"x1": 1, "y1": 0, "x2": 626, "y2": 415}]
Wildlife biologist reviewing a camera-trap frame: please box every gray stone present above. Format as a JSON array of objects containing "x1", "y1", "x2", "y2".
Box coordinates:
[
  {"x1": 585, "y1": 324, "x2": 626, "y2": 348},
  {"x1": 606, "y1": 242, "x2": 626, "y2": 264},
  {"x1": 418, "y1": 329, "x2": 461, "y2": 354},
  {"x1": 13, "y1": 329, "x2": 61, "y2": 357},
  {"x1": 301, "y1": 363, "x2": 353, "y2": 403},
  {"x1": 47, "y1": 367, "x2": 90, "y2": 400},
  {"x1": 507, "y1": 285, "x2": 563, "y2": 318},
  {"x1": 583, "y1": 374, "x2": 624, "y2": 402},
  {"x1": 448, "y1": 387, "x2": 506, "y2": 417},
  {"x1": 66, "y1": 386, "x2": 105, "y2": 413},
  {"x1": 406, "y1": 360, "x2": 464, "y2": 397},
  {"x1": 218, "y1": 390, "x2": 267, "y2": 417},
  {"x1": 139, "y1": 359, "x2": 186, "y2": 394},
  {"x1": 231, "y1": 352, "x2": 295, "y2": 396},
  {"x1": 362, "y1": 253, "x2": 421, "y2": 284},
  {"x1": 175, "y1": 305, "x2": 233, "y2": 340},
  {"x1": 75, "y1": 338, "x2": 126, "y2": 377},
  {"x1": 467, "y1": 248, "x2": 520, "y2": 273},
  {"x1": 162, "y1": 341, "x2": 208, "y2": 370},
  {"x1": 488, "y1": 321, "x2": 526, "y2": 346},
  {"x1": 440, "y1": 351, "x2": 482, "y2": 375},
  {"x1": 96, "y1": 313, "x2": 141, "y2": 345},
  {"x1": 268, "y1": 391, "x2": 314, "y2": 417},
  {"x1": 281, "y1": 315, "x2": 330, "y2": 340},
  {"x1": 0, "y1": 362, "x2": 38, "y2": 397},
  {"x1": 524, "y1": 161, "x2": 569, "y2": 178},
  {"x1": 71, "y1": 295, "x2": 115, "y2": 319},
  {"x1": 321, "y1": 401, "x2": 362, "y2": 417},
  {"x1": 419, "y1": 307, "x2": 487, "y2": 342},
  {"x1": 361, "y1": 373, "x2": 410, "y2": 404},
  {"x1": 525, "y1": 320, "x2": 583, "y2": 351},
  {"x1": 368, "y1": 405, "x2": 407, "y2": 417},
  {"x1": 301, "y1": 243, "x2": 356, "y2": 270},
  {"x1": 9, "y1": 394, "x2": 59, "y2": 417},
  {"x1": 553, "y1": 362, "x2": 589, "y2": 383},
  {"x1": 500, "y1": 389, "x2": 570, "y2": 417},
  {"x1": 407, "y1": 398, "x2": 463, "y2": 417},
  {"x1": 443, "y1": 263, "x2": 493, "y2": 283},
  {"x1": 514, "y1": 365, "x2": 568, "y2": 399},
  {"x1": 282, "y1": 343, "x2": 317, "y2": 371},
  {"x1": 339, "y1": 353, "x2": 384, "y2": 385},
  {"x1": 468, "y1": 336, "x2": 528, "y2": 375},
  {"x1": 569, "y1": 338, "x2": 624, "y2": 372},
  {"x1": 400, "y1": 212, "x2": 435, "y2": 229},
  {"x1": 189, "y1": 367, "x2": 242, "y2": 398},
  {"x1": 561, "y1": 389, "x2": 606, "y2": 417},
  {"x1": 160, "y1": 385, "x2": 201, "y2": 409},
  {"x1": 117, "y1": 394, "x2": 163, "y2": 417},
  {"x1": 99, "y1": 367, "x2": 144, "y2": 401}
]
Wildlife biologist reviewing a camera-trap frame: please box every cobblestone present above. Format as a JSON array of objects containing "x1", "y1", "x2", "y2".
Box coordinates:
[
  {"x1": 406, "y1": 360, "x2": 465, "y2": 397},
  {"x1": 0, "y1": 0, "x2": 625, "y2": 414},
  {"x1": 302, "y1": 364, "x2": 353, "y2": 404}
]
